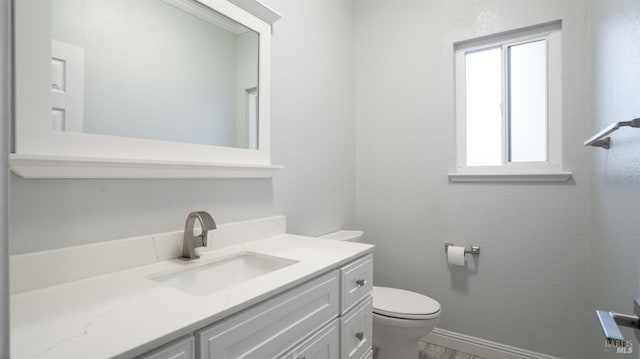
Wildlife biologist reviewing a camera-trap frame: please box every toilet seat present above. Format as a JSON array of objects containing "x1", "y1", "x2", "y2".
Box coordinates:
[{"x1": 372, "y1": 286, "x2": 441, "y2": 320}]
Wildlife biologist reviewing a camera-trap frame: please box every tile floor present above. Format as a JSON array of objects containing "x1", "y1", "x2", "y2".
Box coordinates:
[
  {"x1": 373, "y1": 342, "x2": 487, "y2": 359},
  {"x1": 418, "y1": 341, "x2": 488, "y2": 359}
]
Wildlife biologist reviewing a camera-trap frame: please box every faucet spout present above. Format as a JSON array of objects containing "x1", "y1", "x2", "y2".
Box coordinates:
[{"x1": 179, "y1": 211, "x2": 217, "y2": 261}]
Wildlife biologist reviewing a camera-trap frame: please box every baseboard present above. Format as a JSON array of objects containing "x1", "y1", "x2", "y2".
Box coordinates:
[{"x1": 421, "y1": 328, "x2": 561, "y2": 359}]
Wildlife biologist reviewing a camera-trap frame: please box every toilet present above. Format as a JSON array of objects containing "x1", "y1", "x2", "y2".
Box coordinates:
[{"x1": 319, "y1": 230, "x2": 442, "y2": 359}]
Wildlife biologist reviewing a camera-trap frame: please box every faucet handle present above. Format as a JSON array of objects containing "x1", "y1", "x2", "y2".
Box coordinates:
[
  {"x1": 194, "y1": 211, "x2": 216, "y2": 230},
  {"x1": 192, "y1": 211, "x2": 217, "y2": 247}
]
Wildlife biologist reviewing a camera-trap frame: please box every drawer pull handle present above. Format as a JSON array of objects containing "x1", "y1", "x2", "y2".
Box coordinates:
[
  {"x1": 355, "y1": 279, "x2": 367, "y2": 287},
  {"x1": 355, "y1": 332, "x2": 365, "y2": 341}
]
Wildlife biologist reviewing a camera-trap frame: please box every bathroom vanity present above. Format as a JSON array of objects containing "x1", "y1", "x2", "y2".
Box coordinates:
[
  {"x1": 9, "y1": 0, "x2": 375, "y2": 355},
  {"x1": 10, "y1": 216, "x2": 374, "y2": 358}
]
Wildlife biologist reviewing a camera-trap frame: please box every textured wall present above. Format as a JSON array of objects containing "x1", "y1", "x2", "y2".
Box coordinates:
[
  {"x1": 267, "y1": 0, "x2": 357, "y2": 237},
  {"x1": 589, "y1": 0, "x2": 640, "y2": 357},
  {"x1": 10, "y1": 0, "x2": 356, "y2": 254},
  {"x1": 354, "y1": 1, "x2": 591, "y2": 357}
]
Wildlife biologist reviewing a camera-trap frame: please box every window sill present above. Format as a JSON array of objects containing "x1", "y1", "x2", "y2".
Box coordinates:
[{"x1": 448, "y1": 172, "x2": 573, "y2": 183}]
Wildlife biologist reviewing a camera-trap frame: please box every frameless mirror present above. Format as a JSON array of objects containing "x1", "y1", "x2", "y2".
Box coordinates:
[{"x1": 50, "y1": 0, "x2": 260, "y2": 149}]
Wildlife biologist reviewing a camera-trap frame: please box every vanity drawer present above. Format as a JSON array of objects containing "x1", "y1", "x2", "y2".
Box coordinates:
[
  {"x1": 136, "y1": 336, "x2": 194, "y2": 359},
  {"x1": 340, "y1": 254, "x2": 373, "y2": 314},
  {"x1": 196, "y1": 270, "x2": 339, "y2": 359},
  {"x1": 340, "y1": 296, "x2": 372, "y2": 359},
  {"x1": 280, "y1": 319, "x2": 340, "y2": 359}
]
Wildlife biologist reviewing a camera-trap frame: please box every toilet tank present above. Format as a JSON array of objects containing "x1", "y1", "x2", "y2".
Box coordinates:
[{"x1": 319, "y1": 230, "x2": 364, "y2": 242}]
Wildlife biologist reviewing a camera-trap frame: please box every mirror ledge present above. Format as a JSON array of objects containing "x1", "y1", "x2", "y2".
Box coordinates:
[
  {"x1": 9, "y1": 154, "x2": 283, "y2": 179},
  {"x1": 228, "y1": 0, "x2": 281, "y2": 24}
]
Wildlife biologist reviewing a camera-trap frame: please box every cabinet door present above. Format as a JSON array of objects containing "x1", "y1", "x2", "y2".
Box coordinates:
[
  {"x1": 283, "y1": 319, "x2": 339, "y2": 359},
  {"x1": 197, "y1": 271, "x2": 339, "y2": 359},
  {"x1": 340, "y1": 254, "x2": 373, "y2": 314},
  {"x1": 136, "y1": 336, "x2": 194, "y2": 359},
  {"x1": 340, "y1": 297, "x2": 372, "y2": 359}
]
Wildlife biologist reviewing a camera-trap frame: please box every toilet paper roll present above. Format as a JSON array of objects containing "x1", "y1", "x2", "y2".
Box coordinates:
[{"x1": 447, "y1": 246, "x2": 466, "y2": 266}]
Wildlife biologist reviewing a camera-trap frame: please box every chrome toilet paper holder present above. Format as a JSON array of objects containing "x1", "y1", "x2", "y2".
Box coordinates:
[{"x1": 445, "y1": 243, "x2": 481, "y2": 255}]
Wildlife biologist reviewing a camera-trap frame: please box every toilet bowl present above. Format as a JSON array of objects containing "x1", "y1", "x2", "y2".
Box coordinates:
[
  {"x1": 319, "y1": 230, "x2": 442, "y2": 359},
  {"x1": 372, "y1": 286, "x2": 440, "y2": 359}
]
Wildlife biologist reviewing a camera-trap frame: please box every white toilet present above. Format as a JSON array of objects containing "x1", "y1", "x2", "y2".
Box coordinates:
[{"x1": 319, "y1": 230, "x2": 442, "y2": 359}]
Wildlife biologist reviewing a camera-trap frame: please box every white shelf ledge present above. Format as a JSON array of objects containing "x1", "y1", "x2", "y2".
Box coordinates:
[
  {"x1": 448, "y1": 172, "x2": 573, "y2": 183},
  {"x1": 228, "y1": 0, "x2": 281, "y2": 24},
  {"x1": 10, "y1": 154, "x2": 282, "y2": 179}
]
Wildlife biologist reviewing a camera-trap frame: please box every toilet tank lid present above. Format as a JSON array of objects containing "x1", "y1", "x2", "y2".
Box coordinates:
[
  {"x1": 318, "y1": 230, "x2": 364, "y2": 241},
  {"x1": 373, "y1": 286, "x2": 441, "y2": 318}
]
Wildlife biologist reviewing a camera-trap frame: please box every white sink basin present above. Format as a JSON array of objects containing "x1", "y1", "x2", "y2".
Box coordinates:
[{"x1": 150, "y1": 252, "x2": 298, "y2": 296}]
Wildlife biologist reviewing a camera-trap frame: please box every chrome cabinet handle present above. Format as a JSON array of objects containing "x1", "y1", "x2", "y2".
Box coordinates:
[
  {"x1": 355, "y1": 332, "x2": 364, "y2": 341},
  {"x1": 355, "y1": 279, "x2": 366, "y2": 287}
]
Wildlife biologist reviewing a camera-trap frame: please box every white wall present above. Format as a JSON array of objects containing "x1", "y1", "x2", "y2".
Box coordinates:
[
  {"x1": 589, "y1": 0, "x2": 640, "y2": 357},
  {"x1": 9, "y1": 0, "x2": 356, "y2": 254},
  {"x1": 267, "y1": 0, "x2": 357, "y2": 237},
  {"x1": 354, "y1": 1, "x2": 591, "y2": 357}
]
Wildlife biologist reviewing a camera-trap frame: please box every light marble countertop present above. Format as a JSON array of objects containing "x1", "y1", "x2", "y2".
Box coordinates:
[{"x1": 11, "y1": 234, "x2": 374, "y2": 359}]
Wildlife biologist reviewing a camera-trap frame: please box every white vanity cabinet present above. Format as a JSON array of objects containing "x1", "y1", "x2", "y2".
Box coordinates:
[
  {"x1": 136, "y1": 336, "x2": 195, "y2": 359},
  {"x1": 278, "y1": 253, "x2": 373, "y2": 359},
  {"x1": 10, "y1": 232, "x2": 375, "y2": 359},
  {"x1": 196, "y1": 271, "x2": 340, "y2": 358},
  {"x1": 339, "y1": 254, "x2": 373, "y2": 359},
  {"x1": 340, "y1": 254, "x2": 373, "y2": 314},
  {"x1": 340, "y1": 297, "x2": 372, "y2": 359},
  {"x1": 281, "y1": 319, "x2": 340, "y2": 359},
  {"x1": 136, "y1": 253, "x2": 373, "y2": 359}
]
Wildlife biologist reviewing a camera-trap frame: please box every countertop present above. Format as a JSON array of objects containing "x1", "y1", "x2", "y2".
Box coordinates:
[{"x1": 11, "y1": 234, "x2": 374, "y2": 359}]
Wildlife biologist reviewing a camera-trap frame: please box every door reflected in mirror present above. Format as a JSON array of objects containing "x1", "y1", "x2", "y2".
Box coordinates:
[{"x1": 51, "y1": 0, "x2": 259, "y2": 149}]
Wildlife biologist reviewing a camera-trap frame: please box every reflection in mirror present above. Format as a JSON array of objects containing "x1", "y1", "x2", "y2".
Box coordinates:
[{"x1": 50, "y1": 0, "x2": 259, "y2": 149}]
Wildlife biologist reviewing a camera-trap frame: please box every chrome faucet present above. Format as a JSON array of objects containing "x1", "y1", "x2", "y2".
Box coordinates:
[{"x1": 179, "y1": 211, "x2": 217, "y2": 261}]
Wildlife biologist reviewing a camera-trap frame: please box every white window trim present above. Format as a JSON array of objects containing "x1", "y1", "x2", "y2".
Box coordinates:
[{"x1": 450, "y1": 21, "x2": 571, "y2": 182}]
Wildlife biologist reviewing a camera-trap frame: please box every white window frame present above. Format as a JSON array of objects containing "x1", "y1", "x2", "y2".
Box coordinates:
[{"x1": 450, "y1": 21, "x2": 571, "y2": 182}]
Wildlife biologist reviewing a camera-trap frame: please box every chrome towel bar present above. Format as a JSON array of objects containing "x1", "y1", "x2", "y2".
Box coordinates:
[{"x1": 584, "y1": 118, "x2": 640, "y2": 149}]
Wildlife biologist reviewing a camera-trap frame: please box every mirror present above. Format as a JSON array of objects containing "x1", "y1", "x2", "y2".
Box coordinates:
[
  {"x1": 13, "y1": 0, "x2": 279, "y2": 177},
  {"x1": 51, "y1": 0, "x2": 259, "y2": 149}
]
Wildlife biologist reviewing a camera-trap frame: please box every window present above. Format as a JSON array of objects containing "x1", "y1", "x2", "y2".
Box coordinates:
[{"x1": 452, "y1": 22, "x2": 569, "y2": 181}]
